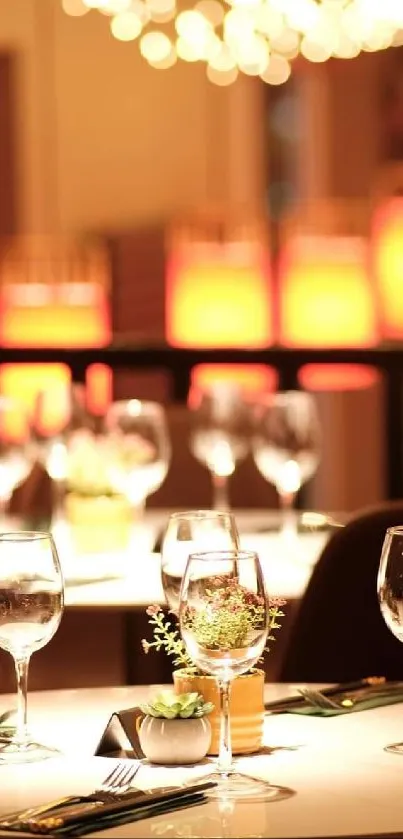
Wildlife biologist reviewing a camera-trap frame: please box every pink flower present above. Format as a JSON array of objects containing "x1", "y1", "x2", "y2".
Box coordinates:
[
  {"x1": 269, "y1": 596, "x2": 287, "y2": 608},
  {"x1": 146, "y1": 604, "x2": 162, "y2": 617}
]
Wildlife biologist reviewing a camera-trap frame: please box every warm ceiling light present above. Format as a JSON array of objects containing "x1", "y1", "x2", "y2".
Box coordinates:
[{"x1": 62, "y1": 0, "x2": 403, "y2": 84}]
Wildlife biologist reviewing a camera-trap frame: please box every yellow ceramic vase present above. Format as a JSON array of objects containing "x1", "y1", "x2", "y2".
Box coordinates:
[
  {"x1": 173, "y1": 668, "x2": 265, "y2": 756},
  {"x1": 65, "y1": 492, "x2": 132, "y2": 554}
]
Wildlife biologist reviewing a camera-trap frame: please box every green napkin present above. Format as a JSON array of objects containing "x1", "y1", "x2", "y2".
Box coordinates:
[{"x1": 289, "y1": 686, "x2": 403, "y2": 716}]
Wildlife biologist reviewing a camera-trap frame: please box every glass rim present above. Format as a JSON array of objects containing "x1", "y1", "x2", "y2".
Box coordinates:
[
  {"x1": 386, "y1": 525, "x2": 403, "y2": 536},
  {"x1": 187, "y1": 549, "x2": 258, "y2": 562},
  {"x1": 0, "y1": 531, "x2": 54, "y2": 543},
  {"x1": 169, "y1": 509, "x2": 236, "y2": 521}
]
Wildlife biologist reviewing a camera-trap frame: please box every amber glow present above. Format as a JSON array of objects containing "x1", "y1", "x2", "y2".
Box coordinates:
[
  {"x1": 372, "y1": 197, "x2": 403, "y2": 340},
  {"x1": 299, "y1": 364, "x2": 381, "y2": 392},
  {"x1": 86, "y1": 364, "x2": 113, "y2": 416},
  {"x1": 0, "y1": 296, "x2": 109, "y2": 348},
  {"x1": 188, "y1": 364, "x2": 277, "y2": 408},
  {"x1": 166, "y1": 238, "x2": 273, "y2": 395},
  {"x1": 167, "y1": 256, "x2": 272, "y2": 348},
  {"x1": 279, "y1": 234, "x2": 378, "y2": 391},
  {"x1": 0, "y1": 365, "x2": 72, "y2": 437},
  {"x1": 279, "y1": 236, "x2": 378, "y2": 348},
  {"x1": 0, "y1": 239, "x2": 111, "y2": 432}
]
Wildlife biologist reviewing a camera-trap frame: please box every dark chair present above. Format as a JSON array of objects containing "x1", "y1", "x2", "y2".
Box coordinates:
[{"x1": 278, "y1": 501, "x2": 403, "y2": 683}]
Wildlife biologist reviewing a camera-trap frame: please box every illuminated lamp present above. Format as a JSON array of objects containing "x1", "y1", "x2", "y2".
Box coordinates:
[
  {"x1": 372, "y1": 194, "x2": 403, "y2": 341},
  {"x1": 166, "y1": 211, "x2": 275, "y2": 397},
  {"x1": 0, "y1": 237, "x2": 112, "y2": 433},
  {"x1": 279, "y1": 203, "x2": 380, "y2": 390}
]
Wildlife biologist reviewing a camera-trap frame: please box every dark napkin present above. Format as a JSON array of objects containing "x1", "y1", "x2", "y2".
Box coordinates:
[
  {"x1": 265, "y1": 680, "x2": 403, "y2": 717},
  {"x1": 0, "y1": 782, "x2": 215, "y2": 837}
]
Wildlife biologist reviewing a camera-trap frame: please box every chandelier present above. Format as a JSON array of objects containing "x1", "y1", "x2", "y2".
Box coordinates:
[{"x1": 61, "y1": 0, "x2": 403, "y2": 86}]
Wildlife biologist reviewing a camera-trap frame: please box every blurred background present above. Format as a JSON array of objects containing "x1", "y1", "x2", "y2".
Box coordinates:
[
  {"x1": 2, "y1": 0, "x2": 403, "y2": 516},
  {"x1": 1, "y1": 0, "x2": 403, "y2": 692}
]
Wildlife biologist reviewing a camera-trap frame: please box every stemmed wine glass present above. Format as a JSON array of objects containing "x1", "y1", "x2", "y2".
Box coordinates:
[
  {"x1": 0, "y1": 532, "x2": 64, "y2": 763},
  {"x1": 105, "y1": 400, "x2": 171, "y2": 512},
  {"x1": 179, "y1": 549, "x2": 287, "y2": 802},
  {"x1": 188, "y1": 383, "x2": 250, "y2": 510},
  {"x1": 32, "y1": 383, "x2": 97, "y2": 527},
  {"x1": 161, "y1": 510, "x2": 240, "y2": 614},
  {"x1": 252, "y1": 390, "x2": 321, "y2": 538},
  {"x1": 378, "y1": 525, "x2": 403, "y2": 754},
  {"x1": 0, "y1": 396, "x2": 33, "y2": 524}
]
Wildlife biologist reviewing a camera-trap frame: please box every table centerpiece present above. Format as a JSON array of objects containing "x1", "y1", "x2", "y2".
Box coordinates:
[
  {"x1": 64, "y1": 429, "x2": 135, "y2": 554},
  {"x1": 141, "y1": 590, "x2": 286, "y2": 756}
]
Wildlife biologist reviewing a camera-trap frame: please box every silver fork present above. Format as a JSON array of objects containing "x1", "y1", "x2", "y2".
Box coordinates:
[
  {"x1": 2, "y1": 760, "x2": 141, "y2": 826},
  {"x1": 299, "y1": 685, "x2": 395, "y2": 712},
  {"x1": 298, "y1": 689, "x2": 342, "y2": 710}
]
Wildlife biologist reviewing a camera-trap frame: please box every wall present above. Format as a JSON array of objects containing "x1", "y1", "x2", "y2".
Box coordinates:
[{"x1": 0, "y1": 0, "x2": 266, "y2": 236}]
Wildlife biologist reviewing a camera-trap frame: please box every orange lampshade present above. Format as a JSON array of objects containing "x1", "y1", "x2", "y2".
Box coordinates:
[
  {"x1": 0, "y1": 237, "x2": 111, "y2": 433},
  {"x1": 166, "y1": 213, "x2": 274, "y2": 395},
  {"x1": 279, "y1": 230, "x2": 379, "y2": 390},
  {"x1": 372, "y1": 196, "x2": 403, "y2": 340},
  {"x1": 279, "y1": 235, "x2": 377, "y2": 348}
]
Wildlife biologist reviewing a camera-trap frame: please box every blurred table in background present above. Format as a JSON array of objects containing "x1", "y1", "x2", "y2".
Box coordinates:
[{"x1": 0, "y1": 509, "x2": 340, "y2": 694}]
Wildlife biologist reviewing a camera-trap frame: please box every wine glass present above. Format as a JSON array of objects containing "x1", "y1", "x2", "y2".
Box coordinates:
[
  {"x1": 377, "y1": 524, "x2": 403, "y2": 754},
  {"x1": 105, "y1": 399, "x2": 171, "y2": 511},
  {"x1": 0, "y1": 531, "x2": 64, "y2": 763},
  {"x1": 188, "y1": 383, "x2": 250, "y2": 510},
  {"x1": 161, "y1": 510, "x2": 240, "y2": 613},
  {"x1": 0, "y1": 396, "x2": 33, "y2": 524},
  {"x1": 32, "y1": 383, "x2": 96, "y2": 527},
  {"x1": 252, "y1": 390, "x2": 321, "y2": 538},
  {"x1": 179, "y1": 549, "x2": 289, "y2": 802}
]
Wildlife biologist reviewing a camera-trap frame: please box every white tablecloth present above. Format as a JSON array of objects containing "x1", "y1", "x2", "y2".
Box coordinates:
[{"x1": 0, "y1": 683, "x2": 402, "y2": 838}]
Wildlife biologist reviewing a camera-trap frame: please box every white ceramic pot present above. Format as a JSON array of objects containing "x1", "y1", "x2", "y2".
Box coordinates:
[{"x1": 138, "y1": 716, "x2": 212, "y2": 765}]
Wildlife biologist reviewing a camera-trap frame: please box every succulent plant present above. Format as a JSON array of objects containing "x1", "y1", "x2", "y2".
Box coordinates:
[{"x1": 139, "y1": 691, "x2": 214, "y2": 720}]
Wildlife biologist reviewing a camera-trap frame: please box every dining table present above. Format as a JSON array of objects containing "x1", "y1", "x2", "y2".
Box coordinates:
[{"x1": 0, "y1": 682, "x2": 403, "y2": 839}]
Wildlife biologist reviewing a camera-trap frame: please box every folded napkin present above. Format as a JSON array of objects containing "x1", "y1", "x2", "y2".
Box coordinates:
[
  {"x1": 0, "y1": 782, "x2": 215, "y2": 837},
  {"x1": 265, "y1": 681, "x2": 403, "y2": 717}
]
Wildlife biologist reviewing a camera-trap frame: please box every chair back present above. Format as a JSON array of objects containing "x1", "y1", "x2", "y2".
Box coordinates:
[{"x1": 279, "y1": 501, "x2": 403, "y2": 683}]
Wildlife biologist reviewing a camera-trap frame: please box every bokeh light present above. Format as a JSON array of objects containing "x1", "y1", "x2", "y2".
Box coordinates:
[{"x1": 62, "y1": 0, "x2": 403, "y2": 84}]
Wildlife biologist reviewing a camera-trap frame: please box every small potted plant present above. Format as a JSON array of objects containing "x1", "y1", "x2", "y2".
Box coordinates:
[
  {"x1": 137, "y1": 691, "x2": 214, "y2": 765},
  {"x1": 64, "y1": 430, "x2": 137, "y2": 553},
  {"x1": 141, "y1": 593, "x2": 285, "y2": 756}
]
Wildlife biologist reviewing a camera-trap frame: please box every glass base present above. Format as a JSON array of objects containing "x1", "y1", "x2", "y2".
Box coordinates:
[
  {"x1": 385, "y1": 742, "x2": 403, "y2": 755},
  {"x1": 0, "y1": 730, "x2": 60, "y2": 764},
  {"x1": 202, "y1": 771, "x2": 295, "y2": 803}
]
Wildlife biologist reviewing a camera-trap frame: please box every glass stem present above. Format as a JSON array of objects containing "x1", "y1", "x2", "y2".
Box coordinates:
[
  {"x1": 217, "y1": 679, "x2": 232, "y2": 777},
  {"x1": 14, "y1": 656, "x2": 30, "y2": 745},
  {"x1": 278, "y1": 489, "x2": 297, "y2": 539},
  {"x1": 212, "y1": 473, "x2": 229, "y2": 511}
]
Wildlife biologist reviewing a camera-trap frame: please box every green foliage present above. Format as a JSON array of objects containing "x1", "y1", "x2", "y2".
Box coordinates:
[
  {"x1": 182, "y1": 578, "x2": 266, "y2": 649},
  {"x1": 141, "y1": 594, "x2": 286, "y2": 675},
  {"x1": 139, "y1": 691, "x2": 214, "y2": 720},
  {"x1": 142, "y1": 604, "x2": 196, "y2": 673}
]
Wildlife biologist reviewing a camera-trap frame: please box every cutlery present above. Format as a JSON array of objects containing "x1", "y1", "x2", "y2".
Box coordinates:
[
  {"x1": 14, "y1": 781, "x2": 217, "y2": 835},
  {"x1": 299, "y1": 683, "x2": 403, "y2": 711},
  {"x1": 264, "y1": 677, "x2": 386, "y2": 712},
  {"x1": 1, "y1": 760, "x2": 141, "y2": 827}
]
